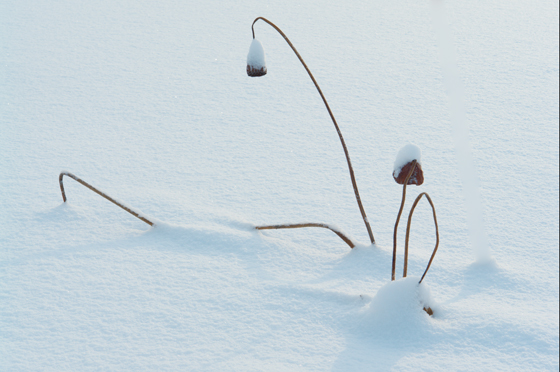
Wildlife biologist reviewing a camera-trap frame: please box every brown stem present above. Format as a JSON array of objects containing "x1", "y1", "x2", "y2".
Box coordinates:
[
  {"x1": 391, "y1": 160, "x2": 417, "y2": 281},
  {"x1": 256, "y1": 223, "x2": 355, "y2": 248},
  {"x1": 251, "y1": 17, "x2": 375, "y2": 245},
  {"x1": 403, "y1": 193, "x2": 439, "y2": 278},
  {"x1": 401, "y1": 192, "x2": 440, "y2": 283},
  {"x1": 59, "y1": 172, "x2": 154, "y2": 226}
]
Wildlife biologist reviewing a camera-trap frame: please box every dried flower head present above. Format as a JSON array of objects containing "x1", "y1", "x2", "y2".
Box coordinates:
[
  {"x1": 394, "y1": 161, "x2": 424, "y2": 185},
  {"x1": 393, "y1": 144, "x2": 424, "y2": 185}
]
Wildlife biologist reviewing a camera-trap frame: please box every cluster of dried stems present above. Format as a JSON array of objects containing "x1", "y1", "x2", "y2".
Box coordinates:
[
  {"x1": 391, "y1": 162, "x2": 440, "y2": 284},
  {"x1": 55, "y1": 17, "x2": 441, "y2": 316},
  {"x1": 249, "y1": 17, "x2": 440, "y2": 284}
]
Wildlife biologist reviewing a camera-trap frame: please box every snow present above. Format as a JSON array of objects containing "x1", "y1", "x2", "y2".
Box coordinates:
[
  {"x1": 431, "y1": 1, "x2": 492, "y2": 264},
  {"x1": 247, "y1": 38, "x2": 266, "y2": 70},
  {"x1": 393, "y1": 143, "x2": 422, "y2": 178},
  {"x1": 1, "y1": 0, "x2": 558, "y2": 370},
  {"x1": 363, "y1": 276, "x2": 434, "y2": 323}
]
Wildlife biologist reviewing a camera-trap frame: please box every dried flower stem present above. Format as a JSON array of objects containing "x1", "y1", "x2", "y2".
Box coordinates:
[
  {"x1": 392, "y1": 160, "x2": 417, "y2": 281},
  {"x1": 59, "y1": 171, "x2": 154, "y2": 226},
  {"x1": 256, "y1": 223, "x2": 355, "y2": 248},
  {"x1": 251, "y1": 17, "x2": 375, "y2": 245},
  {"x1": 402, "y1": 192, "x2": 440, "y2": 283}
]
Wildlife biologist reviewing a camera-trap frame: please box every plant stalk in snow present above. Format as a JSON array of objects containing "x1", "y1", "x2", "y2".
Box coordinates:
[
  {"x1": 392, "y1": 160, "x2": 418, "y2": 281},
  {"x1": 59, "y1": 171, "x2": 154, "y2": 226},
  {"x1": 248, "y1": 17, "x2": 375, "y2": 245},
  {"x1": 256, "y1": 223, "x2": 355, "y2": 249},
  {"x1": 403, "y1": 192, "x2": 440, "y2": 284}
]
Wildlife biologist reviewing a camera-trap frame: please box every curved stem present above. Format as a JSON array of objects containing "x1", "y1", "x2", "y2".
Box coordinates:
[
  {"x1": 59, "y1": 171, "x2": 154, "y2": 226},
  {"x1": 391, "y1": 160, "x2": 417, "y2": 281},
  {"x1": 256, "y1": 222, "x2": 355, "y2": 248},
  {"x1": 252, "y1": 17, "x2": 375, "y2": 245},
  {"x1": 401, "y1": 192, "x2": 440, "y2": 283}
]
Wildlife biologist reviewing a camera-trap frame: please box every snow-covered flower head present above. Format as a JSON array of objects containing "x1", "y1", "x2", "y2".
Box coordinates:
[
  {"x1": 247, "y1": 38, "x2": 267, "y2": 77},
  {"x1": 393, "y1": 144, "x2": 424, "y2": 185}
]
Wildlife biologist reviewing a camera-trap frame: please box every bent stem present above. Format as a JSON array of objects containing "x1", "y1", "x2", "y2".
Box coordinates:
[
  {"x1": 392, "y1": 160, "x2": 417, "y2": 281},
  {"x1": 59, "y1": 171, "x2": 154, "y2": 226},
  {"x1": 401, "y1": 192, "x2": 440, "y2": 283},
  {"x1": 256, "y1": 223, "x2": 355, "y2": 249},
  {"x1": 251, "y1": 17, "x2": 375, "y2": 245}
]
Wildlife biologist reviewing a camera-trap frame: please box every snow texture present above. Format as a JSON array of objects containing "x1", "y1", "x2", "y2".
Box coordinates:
[
  {"x1": 393, "y1": 143, "x2": 422, "y2": 178},
  {"x1": 430, "y1": 1, "x2": 492, "y2": 264},
  {"x1": 1, "y1": 0, "x2": 558, "y2": 371},
  {"x1": 362, "y1": 276, "x2": 435, "y2": 331}
]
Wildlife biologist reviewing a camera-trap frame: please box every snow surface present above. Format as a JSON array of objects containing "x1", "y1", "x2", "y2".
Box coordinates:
[
  {"x1": 393, "y1": 143, "x2": 422, "y2": 178},
  {"x1": 431, "y1": 1, "x2": 492, "y2": 264},
  {"x1": 247, "y1": 39, "x2": 266, "y2": 69},
  {"x1": 1, "y1": 0, "x2": 558, "y2": 371}
]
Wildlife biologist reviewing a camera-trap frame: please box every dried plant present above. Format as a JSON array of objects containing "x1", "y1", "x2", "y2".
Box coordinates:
[
  {"x1": 59, "y1": 171, "x2": 154, "y2": 226},
  {"x1": 247, "y1": 17, "x2": 375, "y2": 245},
  {"x1": 247, "y1": 19, "x2": 442, "y2": 290},
  {"x1": 392, "y1": 160, "x2": 440, "y2": 285}
]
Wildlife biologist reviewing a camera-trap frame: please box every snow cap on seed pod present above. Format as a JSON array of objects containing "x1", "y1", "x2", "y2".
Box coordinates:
[
  {"x1": 247, "y1": 39, "x2": 267, "y2": 77},
  {"x1": 393, "y1": 144, "x2": 424, "y2": 185}
]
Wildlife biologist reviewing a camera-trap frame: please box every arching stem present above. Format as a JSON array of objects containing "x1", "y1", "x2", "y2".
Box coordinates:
[
  {"x1": 402, "y1": 192, "x2": 440, "y2": 283},
  {"x1": 251, "y1": 17, "x2": 375, "y2": 245},
  {"x1": 403, "y1": 192, "x2": 440, "y2": 279},
  {"x1": 392, "y1": 160, "x2": 417, "y2": 281},
  {"x1": 59, "y1": 171, "x2": 154, "y2": 226},
  {"x1": 256, "y1": 223, "x2": 355, "y2": 248}
]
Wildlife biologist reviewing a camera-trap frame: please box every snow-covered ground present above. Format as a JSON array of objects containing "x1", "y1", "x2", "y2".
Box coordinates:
[{"x1": 1, "y1": 0, "x2": 558, "y2": 370}]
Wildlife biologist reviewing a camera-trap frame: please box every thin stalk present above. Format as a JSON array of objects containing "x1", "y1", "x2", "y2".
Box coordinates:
[
  {"x1": 59, "y1": 171, "x2": 154, "y2": 226},
  {"x1": 256, "y1": 223, "x2": 355, "y2": 249},
  {"x1": 391, "y1": 160, "x2": 417, "y2": 281},
  {"x1": 251, "y1": 17, "x2": 375, "y2": 245},
  {"x1": 401, "y1": 192, "x2": 440, "y2": 283},
  {"x1": 403, "y1": 193, "x2": 439, "y2": 278}
]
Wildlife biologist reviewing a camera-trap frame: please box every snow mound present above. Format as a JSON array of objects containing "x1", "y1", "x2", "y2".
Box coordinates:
[{"x1": 362, "y1": 277, "x2": 435, "y2": 334}]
